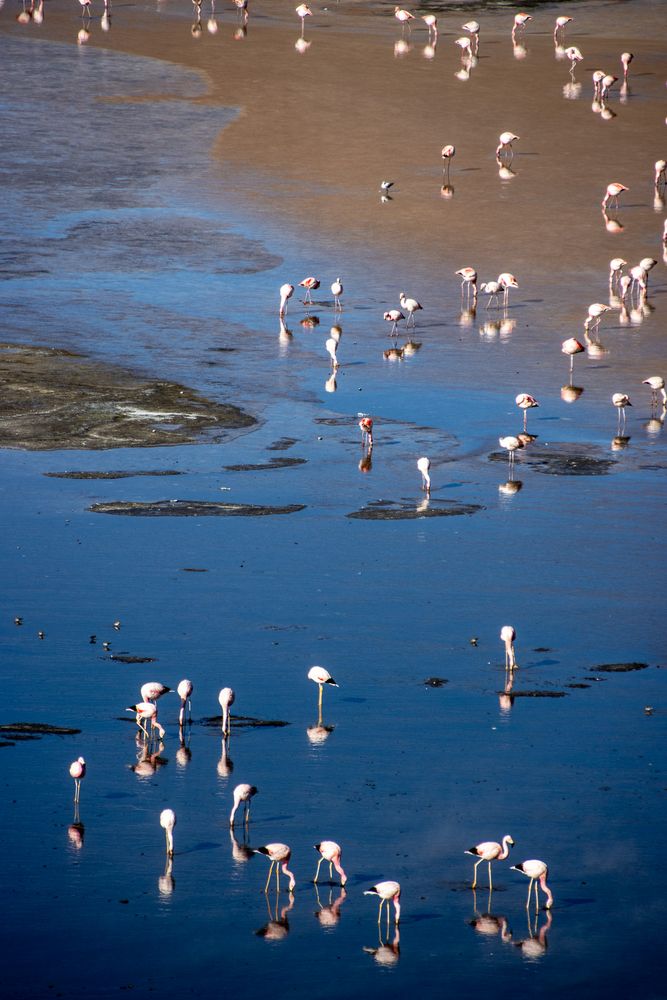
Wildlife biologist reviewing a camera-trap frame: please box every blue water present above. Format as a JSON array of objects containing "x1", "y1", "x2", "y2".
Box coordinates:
[{"x1": 0, "y1": 10, "x2": 666, "y2": 1000}]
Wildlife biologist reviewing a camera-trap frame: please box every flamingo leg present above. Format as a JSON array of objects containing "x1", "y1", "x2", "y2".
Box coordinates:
[
  {"x1": 265, "y1": 861, "x2": 275, "y2": 893},
  {"x1": 245, "y1": 802, "x2": 251, "y2": 826},
  {"x1": 523, "y1": 411, "x2": 527, "y2": 432},
  {"x1": 276, "y1": 863, "x2": 281, "y2": 892},
  {"x1": 318, "y1": 684, "x2": 323, "y2": 714},
  {"x1": 377, "y1": 899, "x2": 384, "y2": 925},
  {"x1": 472, "y1": 857, "x2": 483, "y2": 888},
  {"x1": 314, "y1": 857, "x2": 324, "y2": 883},
  {"x1": 525, "y1": 878, "x2": 534, "y2": 908},
  {"x1": 488, "y1": 861, "x2": 493, "y2": 891},
  {"x1": 329, "y1": 861, "x2": 334, "y2": 880}
]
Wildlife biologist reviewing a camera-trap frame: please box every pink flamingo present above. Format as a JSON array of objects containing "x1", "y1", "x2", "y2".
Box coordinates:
[
  {"x1": 399, "y1": 292, "x2": 423, "y2": 327},
  {"x1": 643, "y1": 376, "x2": 666, "y2": 406},
  {"x1": 69, "y1": 757, "x2": 86, "y2": 802},
  {"x1": 384, "y1": 309, "x2": 404, "y2": 335},
  {"x1": 127, "y1": 702, "x2": 165, "y2": 740},
  {"x1": 554, "y1": 15, "x2": 572, "y2": 40},
  {"x1": 498, "y1": 272, "x2": 519, "y2": 307},
  {"x1": 177, "y1": 679, "x2": 193, "y2": 726},
  {"x1": 141, "y1": 681, "x2": 171, "y2": 704},
  {"x1": 365, "y1": 881, "x2": 401, "y2": 925},
  {"x1": 313, "y1": 841, "x2": 347, "y2": 886},
  {"x1": 602, "y1": 182, "x2": 628, "y2": 211},
  {"x1": 500, "y1": 625, "x2": 517, "y2": 669},
  {"x1": 219, "y1": 686, "x2": 235, "y2": 736},
  {"x1": 299, "y1": 276, "x2": 320, "y2": 304},
  {"x1": 295, "y1": 3, "x2": 311, "y2": 32},
  {"x1": 456, "y1": 267, "x2": 478, "y2": 305},
  {"x1": 308, "y1": 665, "x2": 338, "y2": 715},
  {"x1": 515, "y1": 393, "x2": 538, "y2": 431},
  {"x1": 359, "y1": 416, "x2": 374, "y2": 447},
  {"x1": 417, "y1": 456, "x2": 431, "y2": 493},
  {"x1": 496, "y1": 133, "x2": 519, "y2": 160},
  {"x1": 562, "y1": 337, "x2": 585, "y2": 372},
  {"x1": 230, "y1": 783, "x2": 258, "y2": 826},
  {"x1": 255, "y1": 843, "x2": 296, "y2": 892},
  {"x1": 279, "y1": 283, "x2": 294, "y2": 317},
  {"x1": 160, "y1": 808, "x2": 176, "y2": 856},
  {"x1": 331, "y1": 277, "x2": 343, "y2": 311},
  {"x1": 620, "y1": 51, "x2": 633, "y2": 80},
  {"x1": 465, "y1": 835, "x2": 515, "y2": 889},
  {"x1": 511, "y1": 860, "x2": 554, "y2": 909}
]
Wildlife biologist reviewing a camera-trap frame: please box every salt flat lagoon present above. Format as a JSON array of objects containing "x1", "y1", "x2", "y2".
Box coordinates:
[{"x1": 1, "y1": 1, "x2": 666, "y2": 996}]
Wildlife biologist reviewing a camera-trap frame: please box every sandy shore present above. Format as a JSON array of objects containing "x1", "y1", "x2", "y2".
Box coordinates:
[{"x1": 6, "y1": 1, "x2": 667, "y2": 297}]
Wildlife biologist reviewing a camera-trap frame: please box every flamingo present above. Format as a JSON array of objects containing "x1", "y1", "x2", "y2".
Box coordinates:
[
  {"x1": 417, "y1": 456, "x2": 431, "y2": 493},
  {"x1": 325, "y1": 337, "x2": 339, "y2": 369},
  {"x1": 69, "y1": 757, "x2": 86, "y2": 803},
  {"x1": 313, "y1": 841, "x2": 347, "y2": 886},
  {"x1": 254, "y1": 843, "x2": 296, "y2": 892},
  {"x1": 295, "y1": 3, "x2": 311, "y2": 32},
  {"x1": 562, "y1": 337, "x2": 585, "y2": 371},
  {"x1": 229, "y1": 783, "x2": 258, "y2": 826},
  {"x1": 592, "y1": 69, "x2": 606, "y2": 100},
  {"x1": 565, "y1": 46, "x2": 583, "y2": 74},
  {"x1": 219, "y1": 687, "x2": 235, "y2": 736},
  {"x1": 331, "y1": 277, "x2": 343, "y2": 311},
  {"x1": 554, "y1": 15, "x2": 572, "y2": 40},
  {"x1": 500, "y1": 625, "x2": 517, "y2": 669},
  {"x1": 379, "y1": 180, "x2": 394, "y2": 194},
  {"x1": 78, "y1": 0, "x2": 91, "y2": 16},
  {"x1": 513, "y1": 13, "x2": 531, "y2": 33},
  {"x1": 160, "y1": 808, "x2": 176, "y2": 856},
  {"x1": 140, "y1": 681, "x2": 171, "y2": 704},
  {"x1": 456, "y1": 267, "x2": 478, "y2": 304},
  {"x1": 612, "y1": 392, "x2": 631, "y2": 431},
  {"x1": 399, "y1": 292, "x2": 423, "y2": 327},
  {"x1": 441, "y1": 144, "x2": 456, "y2": 175},
  {"x1": 643, "y1": 376, "x2": 666, "y2": 406},
  {"x1": 600, "y1": 73, "x2": 617, "y2": 99},
  {"x1": 359, "y1": 416, "x2": 374, "y2": 447},
  {"x1": 511, "y1": 860, "x2": 554, "y2": 909},
  {"x1": 585, "y1": 303, "x2": 611, "y2": 333},
  {"x1": 383, "y1": 309, "x2": 404, "y2": 335},
  {"x1": 462, "y1": 20, "x2": 479, "y2": 52},
  {"x1": 299, "y1": 276, "x2": 320, "y2": 304},
  {"x1": 499, "y1": 435, "x2": 523, "y2": 471},
  {"x1": 608, "y1": 257, "x2": 626, "y2": 289},
  {"x1": 421, "y1": 13, "x2": 437, "y2": 36},
  {"x1": 655, "y1": 160, "x2": 667, "y2": 188},
  {"x1": 498, "y1": 272, "x2": 519, "y2": 307},
  {"x1": 365, "y1": 881, "x2": 401, "y2": 925},
  {"x1": 394, "y1": 6, "x2": 414, "y2": 29},
  {"x1": 620, "y1": 51, "x2": 633, "y2": 80},
  {"x1": 308, "y1": 665, "x2": 338, "y2": 715},
  {"x1": 279, "y1": 283, "x2": 294, "y2": 317},
  {"x1": 127, "y1": 702, "x2": 165, "y2": 740},
  {"x1": 177, "y1": 679, "x2": 193, "y2": 726},
  {"x1": 466, "y1": 835, "x2": 514, "y2": 889},
  {"x1": 515, "y1": 393, "x2": 538, "y2": 430},
  {"x1": 480, "y1": 281, "x2": 502, "y2": 309},
  {"x1": 455, "y1": 36, "x2": 472, "y2": 57},
  {"x1": 602, "y1": 182, "x2": 628, "y2": 211}
]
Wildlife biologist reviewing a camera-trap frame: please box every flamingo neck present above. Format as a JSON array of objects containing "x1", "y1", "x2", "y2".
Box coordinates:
[
  {"x1": 281, "y1": 862, "x2": 296, "y2": 890},
  {"x1": 334, "y1": 859, "x2": 347, "y2": 885},
  {"x1": 540, "y1": 874, "x2": 554, "y2": 908},
  {"x1": 393, "y1": 894, "x2": 401, "y2": 923},
  {"x1": 499, "y1": 837, "x2": 513, "y2": 859}
]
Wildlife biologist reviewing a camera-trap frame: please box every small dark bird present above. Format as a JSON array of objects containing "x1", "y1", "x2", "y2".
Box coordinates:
[
  {"x1": 14, "y1": 617, "x2": 23, "y2": 626},
  {"x1": 38, "y1": 631, "x2": 45, "y2": 640}
]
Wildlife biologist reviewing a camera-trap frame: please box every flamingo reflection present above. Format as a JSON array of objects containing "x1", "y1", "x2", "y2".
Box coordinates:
[
  {"x1": 217, "y1": 736, "x2": 233, "y2": 777},
  {"x1": 314, "y1": 884, "x2": 347, "y2": 928},
  {"x1": 363, "y1": 927, "x2": 400, "y2": 966},
  {"x1": 255, "y1": 891, "x2": 295, "y2": 940},
  {"x1": 158, "y1": 856, "x2": 175, "y2": 897},
  {"x1": 514, "y1": 908, "x2": 553, "y2": 960}
]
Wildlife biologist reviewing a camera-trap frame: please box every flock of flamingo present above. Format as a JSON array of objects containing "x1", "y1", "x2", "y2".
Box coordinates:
[
  {"x1": 68, "y1": 625, "x2": 552, "y2": 928},
  {"x1": 273, "y1": 6, "x2": 665, "y2": 489},
  {"x1": 11, "y1": 0, "x2": 658, "y2": 960}
]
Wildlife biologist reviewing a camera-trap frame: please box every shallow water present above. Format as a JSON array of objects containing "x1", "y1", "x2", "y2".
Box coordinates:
[{"x1": 1, "y1": 3, "x2": 666, "y2": 998}]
